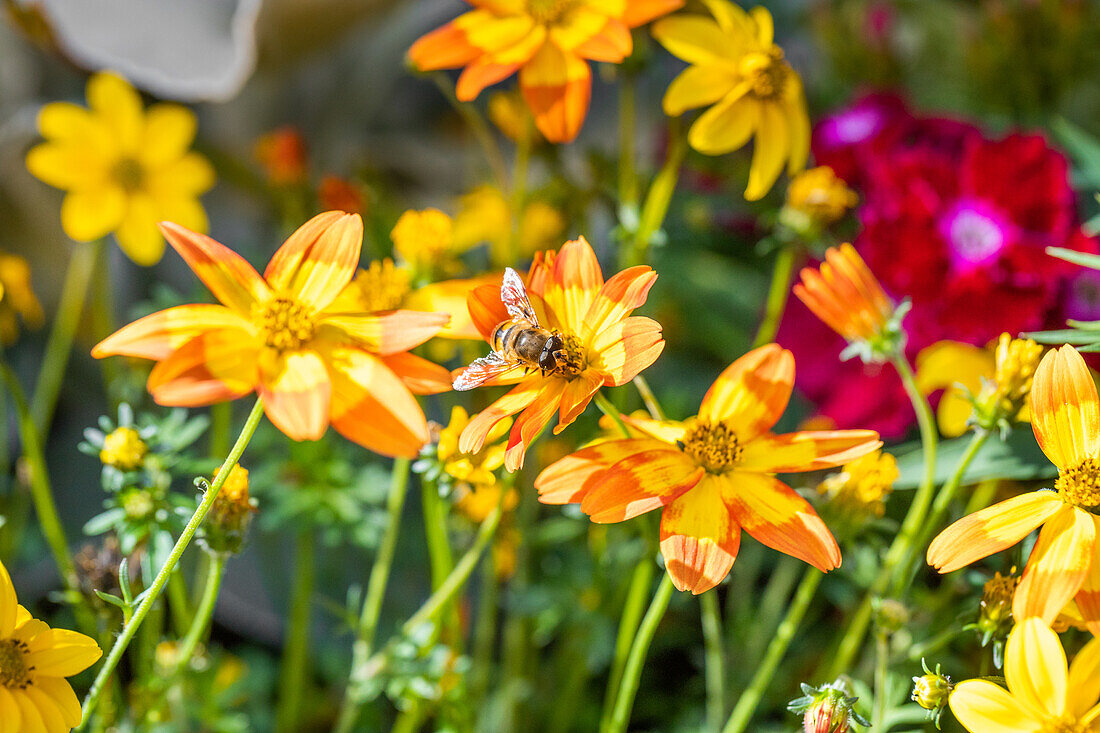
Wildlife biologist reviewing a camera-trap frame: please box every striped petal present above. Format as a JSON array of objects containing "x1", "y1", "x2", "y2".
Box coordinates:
[
  {"x1": 403, "y1": 275, "x2": 500, "y2": 340},
  {"x1": 588, "y1": 316, "x2": 665, "y2": 386},
  {"x1": 1030, "y1": 346, "x2": 1100, "y2": 471},
  {"x1": 699, "y1": 344, "x2": 793, "y2": 439},
  {"x1": 160, "y1": 222, "x2": 270, "y2": 316},
  {"x1": 535, "y1": 438, "x2": 670, "y2": 505},
  {"x1": 321, "y1": 310, "x2": 449, "y2": 355},
  {"x1": 408, "y1": 16, "x2": 484, "y2": 70},
  {"x1": 519, "y1": 42, "x2": 592, "y2": 143},
  {"x1": 24, "y1": 629, "x2": 102, "y2": 676},
  {"x1": 570, "y1": 17, "x2": 632, "y2": 62},
  {"x1": 264, "y1": 212, "x2": 363, "y2": 312},
  {"x1": 541, "y1": 236, "x2": 603, "y2": 337},
  {"x1": 660, "y1": 475, "x2": 741, "y2": 594},
  {"x1": 725, "y1": 472, "x2": 841, "y2": 571},
  {"x1": 949, "y1": 680, "x2": 1043, "y2": 733},
  {"x1": 504, "y1": 378, "x2": 567, "y2": 470},
  {"x1": 382, "y1": 352, "x2": 452, "y2": 395},
  {"x1": 460, "y1": 378, "x2": 543, "y2": 455},
  {"x1": 147, "y1": 330, "x2": 259, "y2": 407},
  {"x1": 739, "y1": 430, "x2": 882, "y2": 473},
  {"x1": 327, "y1": 346, "x2": 430, "y2": 458},
  {"x1": 582, "y1": 265, "x2": 656, "y2": 342},
  {"x1": 928, "y1": 491, "x2": 1063, "y2": 574},
  {"x1": 1075, "y1": 518, "x2": 1100, "y2": 637},
  {"x1": 32, "y1": 678, "x2": 81, "y2": 728},
  {"x1": 92, "y1": 304, "x2": 250, "y2": 361},
  {"x1": 1013, "y1": 505, "x2": 1096, "y2": 625},
  {"x1": 1005, "y1": 618, "x2": 1068, "y2": 720},
  {"x1": 556, "y1": 370, "x2": 603, "y2": 432},
  {"x1": 258, "y1": 349, "x2": 332, "y2": 442},
  {"x1": 1067, "y1": 633, "x2": 1100, "y2": 718},
  {"x1": 580, "y1": 448, "x2": 702, "y2": 523}
]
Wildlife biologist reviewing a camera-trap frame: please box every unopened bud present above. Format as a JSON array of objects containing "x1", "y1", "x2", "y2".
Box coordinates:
[
  {"x1": 874, "y1": 598, "x2": 909, "y2": 634},
  {"x1": 200, "y1": 465, "x2": 256, "y2": 555},
  {"x1": 789, "y1": 681, "x2": 869, "y2": 733},
  {"x1": 911, "y1": 659, "x2": 953, "y2": 728}
]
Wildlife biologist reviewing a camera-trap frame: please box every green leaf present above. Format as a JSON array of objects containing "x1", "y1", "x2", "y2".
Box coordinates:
[
  {"x1": 1053, "y1": 117, "x2": 1100, "y2": 188},
  {"x1": 893, "y1": 430, "x2": 1054, "y2": 491}
]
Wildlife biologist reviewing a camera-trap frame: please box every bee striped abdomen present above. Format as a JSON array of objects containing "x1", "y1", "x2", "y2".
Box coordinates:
[{"x1": 491, "y1": 320, "x2": 551, "y2": 367}]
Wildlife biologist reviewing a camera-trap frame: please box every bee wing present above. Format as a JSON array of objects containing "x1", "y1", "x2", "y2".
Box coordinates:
[
  {"x1": 453, "y1": 351, "x2": 522, "y2": 391},
  {"x1": 501, "y1": 267, "x2": 540, "y2": 328}
]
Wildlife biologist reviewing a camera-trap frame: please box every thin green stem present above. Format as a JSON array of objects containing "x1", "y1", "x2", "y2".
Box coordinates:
[
  {"x1": 752, "y1": 246, "x2": 797, "y2": 348},
  {"x1": 964, "y1": 478, "x2": 1001, "y2": 516},
  {"x1": 89, "y1": 250, "x2": 120, "y2": 410},
  {"x1": 79, "y1": 398, "x2": 265, "y2": 727},
  {"x1": 422, "y1": 478, "x2": 458, "y2": 644},
  {"x1": 605, "y1": 573, "x2": 675, "y2": 733},
  {"x1": 32, "y1": 240, "x2": 101, "y2": 437},
  {"x1": 618, "y1": 75, "x2": 638, "y2": 210},
  {"x1": 594, "y1": 392, "x2": 630, "y2": 439},
  {"x1": 430, "y1": 73, "x2": 508, "y2": 190},
  {"x1": 721, "y1": 568, "x2": 824, "y2": 733},
  {"x1": 208, "y1": 402, "x2": 232, "y2": 459},
  {"x1": 469, "y1": 555, "x2": 499, "y2": 705},
  {"x1": 701, "y1": 591, "x2": 726, "y2": 732},
  {"x1": 169, "y1": 552, "x2": 226, "y2": 678},
  {"x1": 743, "y1": 556, "x2": 799, "y2": 669},
  {"x1": 599, "y1": 557, "x2": 656, "y2": 733},
  {"x1": 872, "y1": 631, "x2": 889, "y2": 730},
  {"x1": 165, "y1": 570, "x2": 193, "y2": 636},
  {"x1": 632, "y1": 375, "x2": 666, "y2": 421},
  {"x1": 627, "y1": 118, "x2": 686, "y2": 267},
  {"x1": 274, "y1": 528, "x2": 315, "y2": 733}
]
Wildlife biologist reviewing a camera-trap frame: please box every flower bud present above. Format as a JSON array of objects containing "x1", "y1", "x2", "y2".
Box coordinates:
[
  {"x1": 200, "y1": 466, "x2": 256, "y2": 555},
  {"x1": 911, "y1": 659, "x2": 953, "y2": 728},
  {"x1": 100, "y1": 426, "x2": 147, "y2": 470},
  {"x1": 789, "y1": 682, "x2": 869, "y2": 733},
  {"x1": 780, "y1": 166, "x2": 859, "y2": 237}
]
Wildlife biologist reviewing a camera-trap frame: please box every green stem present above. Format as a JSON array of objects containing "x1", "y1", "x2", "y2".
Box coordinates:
[
  {"x1": 605, "y1": 573, "x2": 675, "y2": 733},
  {"x1": 0, "y1": 363, "x2": 96, "y2": 635},
  {"x1": 422, "y1": 478, "x2": 458, "y2": 644},
  {"x1": 743, "y1": 556, "x2": 799, "y2": 669},
  {"x1": 594, "y1": 392, "x2": 630, "y2": 439},
  {"x1": 872, "y1": 631, "x2": 889, "y2": 730},
  {"x1": 964, "y1": 478, "x2": 1000, "y2": 516},
  {"x1": 89, "y1": 250, "x2": 120, "y2": 410},
  {"x1": 169, "y1": 552, "x2": 226, "y2": 678},
  {"x1": 632, "y1": 375, "x2": 666, "y2": 421},
  {"x1": 79, "y1": 398, "x2": 265, "y2": 727},
  {"x1": 701, "y1": 591, "x2": 726, "y2": 732},
  {"x1": 599, "y1": 556, "x2": 656, "y2": 733},
  {"x1": 627, "y1": 118, "x2": 686, "y2": 267},
  {"x1": 274, "y1": 528, "x2": 315, "y2": 733},
  {"x1": 752, "y1": 246, "x2": 797, "y2": 348},
  {"x1": 430, "y1": 73, "x2": 508, "y2": 191},
  {"x1": 469, "y1": 556, "x2": 499, "y2": 705},
  {"x1": 721, "y1": 568, "x2": 824, "y2": 733},
  {"x1": 208, "y1": 402, "x2": 232, "y2": 459},
  {"x1": 32, "y1": 240, "x2": 101, "y2": 437},
  {"x1": 618, "y1": 74, "x2": 638, "y2": 210},
  {"x1": 166, "y1": 570, "x2": 193, "y2": 636}
]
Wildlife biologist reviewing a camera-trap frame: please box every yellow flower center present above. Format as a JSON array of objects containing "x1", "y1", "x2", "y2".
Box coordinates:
[
  {"x1": 526, "y1": 0, "x2": 580, "y2": 25},
  {"x1": 110, "y1": 157, "x2": 146, "y2": 193},
  {"x1": 1055, "y1": 458, "x2": 1100, "y2": 510},
  {"x1": 0, "y1": 639, "x2": 31, "y2": 689},
  {"x1": 992, "y1": 334, "x2": 1042, "y2": 407},
  {"x1": 682, "y1": 421, "x2": 743, "y2": 473},
  {"x1": 553, "y1": 333, "x2": 587, "y2": 379},
  {"x1": 1040, "y1": 717, "x2": 1086, "y2": 733},
  {"x1": 100, "y1": 426, "x2": 147, "y2": 470},
  {"x1": 739, "y1": 46, "x2": 790, "y2": 100},
  {"x1": 352, "y1": 259, "x2": 411, "y2": 313},
  {"x1": 256, "y1": 296, "x2": 316, "y2": 351}
]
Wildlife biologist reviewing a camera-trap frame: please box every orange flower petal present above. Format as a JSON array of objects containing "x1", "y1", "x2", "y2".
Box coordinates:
[
  {"x1": 91, "y1": 304, "x2": 250, "y2": 361},
  {"x1": 258, "y1": 349, "x2": 332, "y2": 442},
  {"x1": 725, "y1": 472, "x2": 841, "y2": 571},
  {"x1": 580, "y1": 448, "x2": 702, "y2": 523},
  {"x1": 327, "y1": 346, "x2": 430, "y2": 458},
  {"x1": 467, "y1": 283, "x2": 511, "y2": 341},
  {"x1": 504, "y1": 378, "x2": 566, "y2": 470},
  {"x1": 263, "y1": 211, "x2": 362, "y2": 312},
  {"x1": 739, "y1": 430, "x2": 882, "y2": 473},
  {"x1": 1013, "y1": 505, "x2": 1096, "y2": 625},
  {"x1": 927, "y1": 491, "x2": 1064, "y2": 573},
  {"x1": 556, "y1": 370, "x2": 603, "y2": 432},
  {"x1": 519, "y1": 42, "x2": 592, "y2": 143},
  {"x1": 407, "y1": 17, "x2": 483, "y2": 71},
  {"x1": 1075, "y1": 518, "x2": 1100, "y2": 637},
  {"x1": 582, "y1": 265, "x2": 656, "y2": 342},
  {"x1": 535, "y1": 438, "x2": 671, "y2": 505},
  {"x1": 460, "y1": 378, "x2": 543, "y2": 455},
  {"x1": 456, "y1": 60, "x2": 521, "y2": 101},
  {"x1": 1030, "y1": 346, "x2": 1100, "y2": 471},
  {"x1": 382, "y1": 352, "x2": 453, "y2": 396},
  {"x1": 660, "y1": 475, "x2": 741, "y2": 594},
  {"x1": 322, "y1": 310, "x2": 449, "y2": 355},
  {"x1": 699, "y1": 344, "x2": 794, "y2": 439},
  {"x1": 539, "y1": 236, "x2": 603, "y2": 336},
  {"x1": 588, "y1": 316, "x2": 664, "y2": 386},
  {"x1": 147, "y1": 330, "x2": 258, "y2": 407},
  {"x1": 160, "y1": 222, "x2": 270, "y2": 316},
  {"x1": 572, "y1": 18, "x2": 632, "y2": 62},
  {"x1": 622, "y1": 0, "x2": 684, "y2": 27}
]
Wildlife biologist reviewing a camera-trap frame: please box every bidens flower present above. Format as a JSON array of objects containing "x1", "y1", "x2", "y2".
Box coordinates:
[
  {"x1": 458, "y1": 236, "x2": 664, "y2": 471},
  {"x1": 0, "y1": 560, "x2": 102, "y2": 730},
  {"x1": 536, "y1": 344, "x2": 880, "y2": 594},
  {"x1": 653, "y1": 1, "x2": 809, "y2": 200},
  {"x1": 0, "y1": 253, "x2": 44, "y2": 346},
  {"x1": 780, "y1": 166, "x2": 858, "y2": 236},
  {"x1": 408, "y1": 0, "x2": 683, "y2": 143},
  {"x1": 949, "y1": 618, "x2": 1100, "y2": 733},
  {"x1": 927, "y1": 346, "x2": 1100, "y2": 634},
  {"x1": 92, "y1": 211, "x2": 451, "y2": 458},
  {"x1": 26, "y1": 71, "x2": 215, "y2": 265}
]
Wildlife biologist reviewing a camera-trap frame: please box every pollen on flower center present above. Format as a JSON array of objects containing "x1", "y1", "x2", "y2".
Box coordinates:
[
  {"x1": 552, "y1": 333, "x2": 587, "y2": 378},
  {"x1": 526, "y1": 0, "x2": 580, "y2": 25},
  {"x1": 681, "y1": 421, "x2": 743, "y2": 472},
  {"x1": 739, "y1": 46, "x2": 789, "y2": 100},
  {"x1": 0, "y1": 639, "x2": 31, "y2": 689},
  {"x1": 1055, "y1": 458, "x2": 1100, "y2": 510},
  {"x1": 110, "y1": 157, "x2": 146, "y2": 193},
  {"x1": 352, "y1": 259, "x2": 411, "y2": 313},
  {"x1": 1039, "y1": 717, "x2": 1086, "y2": 733},
  {"x1": 256, "y1": 296, "x2": 316, "y2": 351}
]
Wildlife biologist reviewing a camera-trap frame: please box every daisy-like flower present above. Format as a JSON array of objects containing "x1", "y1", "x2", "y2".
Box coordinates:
[
  {"x1": 0, "y1": 561, "x2": 102, "y2": 731},
  {"x1": 652, "y1": 1, "x2": 809, "y2": 200},
  {"x1": 408, "y1": 0, "x2": 684, "y2": 143},
  {"x1": 927, "y1": 345, "x2": 1100, "y2": 633},
  {"x1": 948, "y1": 618, "x2": 1100, "y2": 733},
  {"x1": 92, "y1": 211, "x2": 452, "y2": 458},
  {"x1": 535, "y1": 344, "x2": 881, "y2": 593},
  {"x1": 457, "y1": 236, "x2": 665, "y2": 471},
  {"x1": 26, "y1": 71, "x2": 214, "y2": 266}
]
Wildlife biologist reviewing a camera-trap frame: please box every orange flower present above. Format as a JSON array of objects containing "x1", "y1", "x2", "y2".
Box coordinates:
[
  {"x1": 457, "y1": 236, "x2": 664, "y2": 470},
  {"x1": 407, "y1": 0, "x2": 684, "y2": 143},
  {"x1": 92, "y1": 211, "x2": 451, "y2": 458},
  {"x1": 927, "y1": 345, "x2": 1100, "y2": 633},
  {"x1": 793, "y1": 243, "x2": 905, "y2": 361},
  {"x1": 536, "y1": 344, "x2": 881, "y2": 594}
]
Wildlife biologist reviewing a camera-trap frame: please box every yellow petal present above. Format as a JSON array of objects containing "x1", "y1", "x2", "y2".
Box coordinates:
[
  {"x1": 139, "y1": 103, "x2": 197, "y2": 167},
  {"x1": 11, "y1": 693, "x2": 46, "y2": 733},
  {"x1": 1030, "y1": 345, "x2": 1100, "y2": 470},
  {"x1": 949, "y1": 680, "x2": 1043, "y2": 733},
  {"x1": 1013, "y1": 505, "x2": 1096, "y2": 625},
  {"x1": 60, "y1": 187, "x2": 126, "y2": 242},
  {"x1": 784, "y1": 77, "x2": 810, "y2": 175},
  {"x1": 147, "y1": 152, "x2": 216, "y2": 197},
  {"x1": 1005, "y1": 617, "x2": 1068, "y2": 720},
  {"x1": 0, "y1": 561, "x2": 18, "y2": 638},
  {"x1": 0, "y1": 688, "x2": 21, "y2": 730},
  {"x1": 115, "y1": 193, "x2": 165, "y2": 266},
  {"x1": 915, "y1": 340, "x2": 994, "y2": 437},
  {"x1": 662, "y1": 64, "x2": 738, "y2": 117},
  {"x1": 86, "y1": 71, "x2": 143, "y2": 153},
  {"x1": 1067, "y1": 633, "x2": 1100, "y2": 718},
  {"x1": 25, "y1": 143, "x2": 109, "y2": 191},
  {"x1": 744, "y1": 101, "x2": 790, "y2": 201},
  {"x1": 651, "y1": 15, "x2": 734, "y2": 65},
  {"x1": 687, "y1": 83, "x2": 755, "y2": 156},
  {"x1": 25, "y1": 629, "x2": 102, "y2": 677}
]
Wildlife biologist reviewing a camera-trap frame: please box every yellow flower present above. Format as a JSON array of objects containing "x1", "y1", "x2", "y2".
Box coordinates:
[
  {"x1": 652, "y1": 1, "x2": 809, "y2": 200},
  {"x1": 949, "y1": 618, "x2": 1100, "y2": 732},
  {"x1": 780, "y1": 166, "x2": 858, "y2": 234},
  {"x1": 0, "y1": 253, "x2": 44, "y2": 345},
  {"x1": 99, "y1": 426, "x2": 147, "y2": 470},
  {"x1": 26, "y1": 71, "x2": 215, "y2": 265},
  {"x1": 0, "y1": 560, "x2": 102, "y2": 730},
  {"x1": 391, "y1": 208, "x2": 465, "y2": 278},
  {"x1": 488, "y1": 90, "x2": 539, "y2": 145},
  {"x1": 816, "y1": 448, "x2": 897, "y2": 519},
  {"x1": 451, "y1": 185, "x2": 565, "y2": 264},
  {"x1": 439, "y1": 406, "x2": 512, "y2": 496}
]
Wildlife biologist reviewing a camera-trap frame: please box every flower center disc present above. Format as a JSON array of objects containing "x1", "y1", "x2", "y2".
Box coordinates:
[
  {"x1": 552, "y1": 333, "x2": 587, "y2": 378},
  {"x1": 739, "y1": 47, "x2": 789, "y2": 100},
  {"x1": 526, "y1": 0, "x2": 580, "y2": 25},
  {"x1": 257, "y1": 296, "x2": 316, "y2": 351},
  {"x1": 1055, "y1": 458, "x2": 1100, "y2": 510},
  {"x1": 354, "y1": 260, "x2": 410, "y2": 313},
  {"x1": 682, "y1": 422, "x2": 742, "y2": 473},
  {"x1": 0, "y1": 639, "x2": 30, "y2": 689},
  {"x1": 111, "y1": 157, "x2": 146, "y2": 193},
  {"x1": 1039, "y1": 717, "x2": 1086, "y2": 733}
]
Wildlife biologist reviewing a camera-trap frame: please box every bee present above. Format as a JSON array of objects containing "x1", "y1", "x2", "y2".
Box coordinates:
[{"x1": 453, "y1": 268, "x2": 570, "y2": 391}]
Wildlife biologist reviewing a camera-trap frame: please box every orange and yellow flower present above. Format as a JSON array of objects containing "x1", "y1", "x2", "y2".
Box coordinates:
[
  {"x1": 92, "y1": 211, "x2": 452, "y2": 458},
  {"x1": 652, "y1": 1, "x2": 809, "y2": 200},
  {"x1": 26, "y1": 71, "x2": 214, "y2": 266},
  {"x1": 458, "y1": 236, "x2": 664, "y2": 471},
  {"x1": 928, "y1": 345, "x2": 1100, "y2": 634},
  {"x1": 0, "y1": 560, "x2": 102, "y2": 731},
  {"x1": 408, "y1": 0, "x2": 684, "y2": 143},
  {"x1": 949, "y1": 618, "x2": 1100, "y2": 732},
  {"x1": 536, "y1": 344, "x2": 881, "y2": 594}
]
